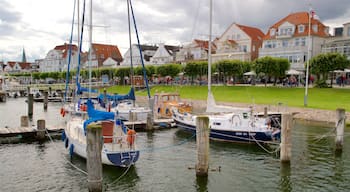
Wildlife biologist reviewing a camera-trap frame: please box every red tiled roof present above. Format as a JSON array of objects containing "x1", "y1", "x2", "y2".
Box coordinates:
[
  {"x1": 236, "y1": 23, "x2": 265, "y2": 42},
  {"x1": 5, "y1": 62, "x2": 31, "y2": 70},
  {"x1": 264, "y1": 11, "x2": 329, "y2": 40},
  {"x1": 193, "y1": 39, "x2": 217, "y2": 52},
  {"x1": 54, "y1": 43, "x2": 78, "y2": 58},
  {"x1": 92, "y1": 43, "x2": 123, "y2": 62}
]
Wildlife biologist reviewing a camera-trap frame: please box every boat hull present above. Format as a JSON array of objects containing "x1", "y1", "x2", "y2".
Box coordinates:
[{"x1": 174, "y1": 119, "x2": 275, "y2": 143}]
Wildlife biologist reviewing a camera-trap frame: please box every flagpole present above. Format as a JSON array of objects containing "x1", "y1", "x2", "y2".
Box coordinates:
[{"x1": 304, "y1": 6, "x2": 312, "y2": 107}]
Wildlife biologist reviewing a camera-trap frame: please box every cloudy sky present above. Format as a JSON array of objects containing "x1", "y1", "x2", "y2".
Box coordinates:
[{"x1": 0, "y1": 0, "x2": 349, "y2": 62}]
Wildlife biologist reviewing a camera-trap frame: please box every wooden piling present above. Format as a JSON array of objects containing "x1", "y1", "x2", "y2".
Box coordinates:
[
  {"x1": 43, "y1": 91, "x2": 48, "y2": 111},
  {"x1": 195, "y1": 116, "x2": 209, "y2": 176},
  {"x1": 129, "y1": 112, "x2": 137, "y2": 122},
  {"x1": 146, "y1": 98, "x2": 155, "y2": 130},
  {"x1": 280, "y1": 113, "x2": 292, "y2": 163},
  {"x1": 36, "y1": 119, "x2": 46, "y2": 140},
  {"x1": 335, "y1": 108, "x2": 346, "y2": 151},
  {"x1": 28, "y1": 93, "x2": 33, "y2": 120},
  {"x1": 264, "y1": 107, "x2": 268, "y2": 118},
  {"x1": 87, "y1": 123, "x2": 103, "y2": 192},
  {"x1": 103, "y1": 88, "x2": 107, "y2": 106},
  {"x1": 21, "y1": 116, "x2": 29, "y2": 127}
]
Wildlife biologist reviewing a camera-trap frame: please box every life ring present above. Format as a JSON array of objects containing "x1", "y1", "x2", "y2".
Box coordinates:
[{"x1": 127, "y1": 129, "x2": 136, "y2": 146}]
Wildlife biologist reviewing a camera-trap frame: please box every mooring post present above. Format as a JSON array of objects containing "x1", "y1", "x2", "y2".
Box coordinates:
[
  {"x1": 129, "y1": 111, "x2": 137, "y2": 122},
  {"x1": 280, "y1": 113, "x2": 292, "y2": 163},
  {"x1": 43, "y1": 91, "x2": 48, "y2": 111},
  {"x1": 20, "y1": 116, "x2": 29, "y2": 127},
  {"x1": 264, "y1": 106, "x2": 268, "y2": 118},
  {"x1": 87, "y1": 123, "x2": 103, "y2": 192},
  {"x1": 335, "y1": 108, "x2": 346, "y2": 151},
  {"x1": 195, "y1": 116, "x2": 210, "y2": 176},
  {"x1": 146, "y1": 98, "x2": 155, "y2": 130},
  {"x1": 28, "y1": 93, "x2": 34, "y2": 120},
  {"x1": 36, "y1": 119, "x2": 46, "y2": 140},
  {"x1": 103, "y1": 88, "x2": 107, "y2": 107}
]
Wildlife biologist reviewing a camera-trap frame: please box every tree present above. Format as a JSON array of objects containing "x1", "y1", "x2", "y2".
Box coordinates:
[
  {"x1": 184, "y1": 61, "x2": 207, "y2": 85},
  {"x1": 310, "y1": 52, "x2": 350, "y2": 87},
  {"x1": 254, "y1": 56, "x2": 290, "y2": 86}
]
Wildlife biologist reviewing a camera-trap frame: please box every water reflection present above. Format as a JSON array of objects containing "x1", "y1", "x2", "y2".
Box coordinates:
[
  {"x1": 196, "y1": 175, "x2": 208, "y2": 192},
  {"x1": 279, "y1": 163, "x2": 292, "y2": 192}
]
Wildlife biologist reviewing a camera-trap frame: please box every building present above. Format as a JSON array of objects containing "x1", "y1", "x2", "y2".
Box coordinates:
[
  {"x1": 321, "y1": 22, "x2": 350, "y2": 59},
  {"x1": 122, "y1": 44, "x2": 158, "y2": 66},
  {"x1": 83, "y1": 43, "x2": 123, "y2": 68},
  {"x1": 175, "y1": 39, "x2": 213, "y2": 64},
  {"x1": 259, "y1": 11, "x2": 329, "y2": 71},
  {"x1": 40, "y1": 43, "x2": 79, "y2": 72},
  {"x1": 212, "y1": 23, "x2": 264, "y2": 63},
  {"x1": 4, "y1": 61, "x2": 31, "y2": 73},
  {"x1": 150, "y1": 43, "x2": 180, "y2": 65}
]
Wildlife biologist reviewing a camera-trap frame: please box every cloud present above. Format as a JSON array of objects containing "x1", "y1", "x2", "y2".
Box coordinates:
[{"x1": 1, "y1": 0, "x2": 350, "y2": 62}]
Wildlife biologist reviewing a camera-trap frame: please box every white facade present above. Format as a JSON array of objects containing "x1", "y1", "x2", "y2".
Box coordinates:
[
  {"x1": 40, "y1": 48, "x2": 79, "y2": 72},
  {"x1": 322, "y1": 22, "x2": 350, "y2": 59},
  {"x1": 150, "y1": 44, "x2": 175, "y2": 65},
  {"x1": 103, "y1": 57, "x2": 119, "y2": 68},
  {"x1": 175, "y1": 41, "x2": 208, "y2": 63},
  {"x1": 122, "y1": 44, "x2": 157, "y2": 67},
  {"x1": 212, "y1": 24, "x2": 253, "y2": 63}
]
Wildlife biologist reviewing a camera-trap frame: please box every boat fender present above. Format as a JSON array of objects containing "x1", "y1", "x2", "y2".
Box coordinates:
[
  {"x1": 69, "y1": 144, "x2": 74, "y2": 159},
  {"x1": 165, "y1": 108, "x2": 170, "y2": 115},
  {"x1": 61, "y1": 131, "x2": 66, "y2": 141},
  {"x1": 60, "y1": 107, "x2": 66, "y2": 117},
  {"x1": 127, "y1": 129, "x2": 136, "y2": 146},
  {"x1": 157, "y1": 107, "x2": 161, "y2": 113},
  {"x1": 65, "y1": 138, "x2": 69, "y2": 148}
]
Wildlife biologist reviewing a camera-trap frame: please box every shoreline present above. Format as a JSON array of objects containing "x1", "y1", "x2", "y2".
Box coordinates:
[{"x1": 137, "y1": 96, "x2": 350, "y2": 128}]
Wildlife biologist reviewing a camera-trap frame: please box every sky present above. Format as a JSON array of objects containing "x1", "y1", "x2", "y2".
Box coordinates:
[{"x1": 0, "y1": 0, "x2": 349, "y2": 63}]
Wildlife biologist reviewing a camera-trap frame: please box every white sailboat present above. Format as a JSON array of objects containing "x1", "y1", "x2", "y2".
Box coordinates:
[
  {"x1": 172, "y1": 0, "x2": 280, "y2": 144},
  {"x1": 62, "y1": 0, "x2": 139, "y2": 167}
]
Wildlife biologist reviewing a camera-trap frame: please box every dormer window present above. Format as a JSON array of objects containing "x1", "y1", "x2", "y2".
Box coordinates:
[
  {"x1": 312, "y1": 24, "x2": 318, "y2": 32},
  {"x1": 270, "y1": 28, "x2": 276, "y2": 36},
  {"x1": 298, "y1": 25, "x2": 305, "y2": 33}
]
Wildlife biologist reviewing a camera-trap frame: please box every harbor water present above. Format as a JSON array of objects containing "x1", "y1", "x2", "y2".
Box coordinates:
[{"x1": 1, "y1": 97, "x2": 350, "y2": 191}]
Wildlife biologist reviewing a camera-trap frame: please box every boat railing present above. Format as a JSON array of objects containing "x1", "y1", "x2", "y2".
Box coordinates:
[{"x1": 103, "y1": 134, "x2": 137, "y2": 151}]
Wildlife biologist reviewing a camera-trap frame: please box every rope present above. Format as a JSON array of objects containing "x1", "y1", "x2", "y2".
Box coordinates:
[
  {"x1": 104, "y1": 151, "x2": 135, "y2": 189},
  {"x1": 45, "y1": 128, "x2": 88, "y2": 175}
]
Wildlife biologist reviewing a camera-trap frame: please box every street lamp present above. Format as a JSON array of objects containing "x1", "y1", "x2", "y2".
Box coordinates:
[{"x1": 304, "y1": 6, "x2": 312, "y2": 107}]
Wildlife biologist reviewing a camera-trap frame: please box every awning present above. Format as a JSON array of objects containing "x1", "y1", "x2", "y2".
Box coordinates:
[
  {"x1": 286, "y1": 69, "x2": 303, "y2": 75},
  {"x1": 243, "y1": 71, "x2": 256, "y2": 76}
]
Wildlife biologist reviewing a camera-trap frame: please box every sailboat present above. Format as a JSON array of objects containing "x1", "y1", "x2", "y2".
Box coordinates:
[
  {"x1": 107, "y1": 0, "x2": 152, "y2": 122},
  {"x1": 172, "y1": 0, "x2": 280, "y2": 143},
  {"x1": 62, "y1": 0, "x2": 139, "y2": 167}
]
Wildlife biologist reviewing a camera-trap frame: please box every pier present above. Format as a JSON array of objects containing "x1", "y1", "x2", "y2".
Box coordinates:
[{"x1": 0, "y1": 125, "x2": 63, "y2": 143}]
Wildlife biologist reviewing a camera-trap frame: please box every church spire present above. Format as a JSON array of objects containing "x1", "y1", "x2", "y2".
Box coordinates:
[{"x1": 22, "y1": 47, "x2": 27, "y2": 63}]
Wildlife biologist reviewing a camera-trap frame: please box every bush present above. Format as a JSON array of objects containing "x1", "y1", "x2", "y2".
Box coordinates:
[{"x1": 314, "y1": 79, "x2": 330, "y2": 88}]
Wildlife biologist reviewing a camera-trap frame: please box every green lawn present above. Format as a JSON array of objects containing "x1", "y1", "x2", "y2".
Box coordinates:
[{"x1": 104, "y1": 85, "x2": 350, "y2": 111}]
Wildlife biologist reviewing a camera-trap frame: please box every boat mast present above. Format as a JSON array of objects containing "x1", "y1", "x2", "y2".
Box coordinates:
[
  {"x1": 208, "y1": 0, "x2": 212, "y2": 94},
  {"x1": 88, "y1": 0, "x2": 92, "y2": 98},
  {"x1": 127, "y1": 0, "x2": 135, "y2": 107}
]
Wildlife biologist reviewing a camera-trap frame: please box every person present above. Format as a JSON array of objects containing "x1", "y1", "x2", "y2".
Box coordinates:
[{"x1": 341, "y1": 74, "x2": 346, "y2": 87}]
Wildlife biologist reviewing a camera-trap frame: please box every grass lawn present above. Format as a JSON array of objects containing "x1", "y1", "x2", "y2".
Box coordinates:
[{"x1": 104, "y1": 85, "x2": 350, "y2": 111}]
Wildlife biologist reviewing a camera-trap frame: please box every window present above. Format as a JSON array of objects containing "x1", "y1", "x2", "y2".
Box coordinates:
[
  {"x1": 270, "y1": 28, "x2": 276, "y2": 36},
  {"x1": 300, "y1": 38, "x2": 306, "y2": 46},
  {"x1": 295, "y1": 38, "x2": 300, "y2": 46},
  {"x1": 348, "y1": 27, "x2": 350, "y2": 36},
  {"x1": 298, "y1": 25, "x2": 304, "y2": 33},
  {"x1": 237, "y1": 34, "x2": 241, "y2": 40},
  {"x1": 282, "y1": 40, "x2": 288, "y2": 47},
  {"x1": 312, "y1": 24, "x2": 318, "y2": 32}
]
